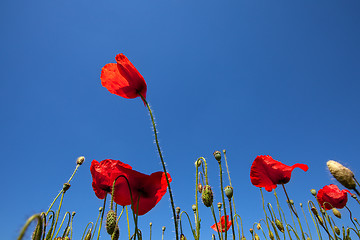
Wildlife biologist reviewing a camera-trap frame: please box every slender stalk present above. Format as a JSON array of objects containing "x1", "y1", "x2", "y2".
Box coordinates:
[
  {"x1": 96, "y1": 195, "x2": 107, "y2": 240},
  {"x1": 51, "y1": 191, "x2": 65, "y2": 239},
  {"x1": 126, "y1": 206, "x2": 131, "y2": 240},
  {"x1": 91, "y1": 207, "x2": 102, "y2": 240},
  {"x1": 180, "y1": 211, "x2": 197, "y2": 239},
  {"x1": 54, "y1": 211, "x2": 70, "y2": 238},
  {"x1": 211, "y1": 205, "x2": 222, "y2": 240},
  {"x1": 228, "y1": 199, "x2": 236, "y2": 240},
  {"x1": 218, "y1": 160, "x2": 228, "y2": 240},
  {"x1": 139, "y1": 93, "x2": 178, "y2": 240},
  {"x1": 218, "y1": 205, "x2": 224, "y2": 240},
  {"x1": 300, "y1": 203, "x2": 312, "y2": 240}
]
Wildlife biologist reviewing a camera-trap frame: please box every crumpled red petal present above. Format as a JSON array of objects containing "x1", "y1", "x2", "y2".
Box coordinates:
[
  {"x1": 250, "y1": 155, "x2": 308, "y2": 192},
  {"x1": 211, "y1": 215, "x2": 232, "y2": 232},
  {"x1": 100, "y1": 53, "x2": 147, "y2": 102},
  {"x1": 317, "y1": 184, "x2": 350, "y2": 210}
]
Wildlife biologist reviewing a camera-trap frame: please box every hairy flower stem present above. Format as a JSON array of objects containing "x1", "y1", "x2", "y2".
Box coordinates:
[
  {"x1": 139, "y1": 93, "x2": 178, "y2": 240},
  {"x1": 218, "y1": 206, "x2": 224, "y2": 240},
  {"x1": 218, "y1": 161, "x2": 228, "y2": 240},
  {"x1": 211, "y1": 205, "x2": 222, "y2": 240},
  {"x1": 51, "y1": 191, "x2": 65, "y2": 239},
  {"x1": 17, "y1": 214, "x2": 43, "y2": 240},
  {"x1": 300, "y1": 203, "x2": 312, "y2": 240},
  {"x1": 126, "y1": 206, "x2": 131, "y2": 240},
  {"x1": 54, "y1": 211, "x2": 70, "y2": 238},
  {"x1": 260, "y1": 188, "x2": 271, "y2": 232},
  {"x1": 46, "y1": 163, "x2": 81, "y2": 215},
  {"x1": 195, "y1": 157, "x2": 205, "y2": 240},
  {"x1": 96, "y1": 195, "x2": 107, "y2": 240},
  {"x1": 228, "y1": 199, "x2": 236, "y2": 240},
  {"x1": 281, "y1": 184, "x2": 305, "y2": 240}
]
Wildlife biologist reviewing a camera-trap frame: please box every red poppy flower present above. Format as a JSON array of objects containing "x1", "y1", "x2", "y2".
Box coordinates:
[
  {"x1": 101, "y1": 53, "x2": 147, "y2": 102},
  {"x1": 317, "y1": 184, "x2": 350, "y2": 210},
  {"x1": 250, "y1": 155, "x2": 309, "y2": 192},
  {"x1": 90, "y1": 159, "x2": 132, "y2": 199},
  {"x1": 211, "y1": 215, "x2": 232, "y2": 232},
  {"x1": 90, "y1": 159, "x2": 170, "y2": 215}
]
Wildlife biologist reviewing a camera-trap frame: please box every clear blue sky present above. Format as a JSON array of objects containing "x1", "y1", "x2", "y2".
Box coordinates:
[{"x1": 1, "y1": 0, "x2": 360, "y2": 239}]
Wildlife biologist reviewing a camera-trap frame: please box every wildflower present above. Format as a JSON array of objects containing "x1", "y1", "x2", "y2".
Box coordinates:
[
  {"x1": 317, "y1": 184, "x2": 350, "y2": 210},
  {"x1": 211, "y1": 215, "x2": 232, "y2": 232},
  {"x1": 250, "y1": 155, "x2": 308, "y2": 192},
  {"x1": 101, "y1": 53, "x2": 147, "y2": 102},
  {"x1": 90, "y1": 159, "x2": 170, "y2": 215}
]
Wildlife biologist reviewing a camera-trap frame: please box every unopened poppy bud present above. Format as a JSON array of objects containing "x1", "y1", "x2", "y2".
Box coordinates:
[
  {"x1": 213, "y1": 151, "x2": 221, "y2": 162},
  {"x1": 76, "y1": 156, "x2": 85, "y2": 165},
  {"x1": 225, "y1": 186, "x2": 233, "y2": 199},
  {"x1": 269, "y1": 231, "x2": 274, "y2": 240},
  {"x1": 310, "y1": 189, "x2": 317, "y2": 196},
  {"x1": 176, "y1": 207, "x2": 180, "y2": 219},
  {"x1": 351, "y1": 193, "x2": 357, "y2": 199},
  {"x1": 111, "y1": 226, "x2": 119, "y2": 240},
  {"x1": 317, "y1": 216, "x2": 324, "y2": 225},
  {"x1": 99, "y1": 207, "x2": 103, "y2": 212},
  {"x1": 327, "y1": 160, "x2": 356, "y2": 189},
  {"x1": 192, "y1": 204, "x2": 197, "y2": 212},
  {"x1": 289, "y1": 199, "x2": 294, "y2": 205},
  {"x1": 202, "y1": 185, "x2": 214, "y2": 207},
  {"x1": 256, "y1": 223, "x2": 261, "y2": 230},
  {"x1": 72, "y1": 211, "x2": 76, "y2": 217},
  {"x1": 195, "y1": 160, "x2": 201, "y2": 167},
  {"x1": 106, "y1": 210, "x2": 116, "y2": 235},
  {"x1": 354, "y1": 217, "x2": 358, "y2": 222},
  {"x1": 32, "y1": 221, "x2": 42, "y2": 240},
  {"x1": 275, "y1": 219, "x2": 284, "y2": 233},
  {"x1": 311, "y1": 207, "x2": 319, "y2": 216},
  {"x1": 63, "y1": 183, "x2": 71, "y2": 192},
  {"x1": 254, "y1": 234, "x2": 260, "y2": 240},
  {"x1": 180, "y1": 234, "x2": 187, "y2": 240},
  {"x1": 332, "y1": 208, "x2": 341, "y2": 218},
  {"x1": 150, "y1": 222, "x2": 152, "y2": 226},
  {"x1": 84, "y1": 229, "x2": 92, "y2": 240},
  {"x1": 217, "y1": 202, "x2": 222, "y2": 209},
  {"x1": 162, "y1": 226, "x2": 166, "y2": 231},
  {"x1": 300, "y1": 203, "x2": 303, "y2": 207},
  {"x1": 334, "y1": 226, "x2": 340, "y2": 235},
  {"x1": 249, "y1": 228, "x2": 253, "y2": 234},
  {"x1": 198, "y1": 183, "x2": 203, "y2": 193}
]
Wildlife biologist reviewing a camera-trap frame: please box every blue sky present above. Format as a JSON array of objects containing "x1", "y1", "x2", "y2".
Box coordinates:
[{"x1": 1, "y1": 0, "x2": 360, "y2": 239}]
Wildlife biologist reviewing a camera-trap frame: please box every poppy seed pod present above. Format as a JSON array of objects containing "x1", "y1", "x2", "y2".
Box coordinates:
[
  {"x1": 332, "y1": 208, "x2": 341, "y2": 218},
  {"x1": 311, "y1": 207, "x2": 319, "y2": 216},
  {"x1": 213, "y1": 151, "x2": 221, "y2": 162},
  {"x1": 76, "y1": 156, "x2": 85, "y2": 165},
  {"x1": 249, "y1": 228, "x2": 253, "y2": 234},
  {"x1": 202, "y1": 185, "x2": 214, "y2": 207},
  {"x1": 111, "y1": 226, "x2": 119, "y2": 240},
  {"x1": 225, "y1": 186, "x2": 233, "y2": 199},
  {"x1": 162, "y1": 226, "x2": 166, "y2": 231},
  {"x1": 106, "y1": 210, "x2": 116, "y2": 235},
  {"x1": 334, "y1": 226, "x2": 340, "y2": 235},
  {"x1": 327, "y1": 160, "x2": 356, "y2": 189}
]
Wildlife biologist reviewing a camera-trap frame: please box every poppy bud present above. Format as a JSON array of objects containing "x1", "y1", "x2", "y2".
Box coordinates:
[
  {"x1": 162, "y1": 226, "x2": 166, "y2": 232},
  {"x1": 256, "y1": 223, "x2": 261, "y2": 230},
  {"x1": 213, "y1": 151, "x2": 221, "y2": 162},
  {"x1": 275, "y1": 218, "x2": 284, "y2": 233},
  {"x1": 269, "y1": 231, "x2": 274, "y2": 240},
  {"x1": 150, "y1": 222, "x2": 152, "y2": 226},
  {"x1": 317, "y1": 216, "x2": 324, "y2": 225},
  {"x1": 249, "y1": 228, "x2": 253, "y2": 234},
  {"x1": 195, "y1": 160, "x2": 201, "y2": 167},
  {"x1": 225, "y1": 186, "x2": 233, "y2": 199},
  {"x1": 32, "y1": 221, "x2": 42, "y2": 240},
  {"x1": 84, "y1": 229, "x2": 92, "y2": 240},
  {"x1": 217, "y1": 202, "x2": 222, "y2": 210},
  {"x1": 202, "y1": 185, "x2": 214, "y2": 207},
  {"x1": 334, "y1": 226, "x2": 340, "y2": 235},
  {"x1": 310, "y1": 189, "x2": 317, "y2": 196},
  {"x1": 76, "y1": 156, "x2": 85, "y2": 165},
  {"x1": 354, "y1": 217, "x2": 358, "y2": 222},
  {"x1": 192, "y1": 204, "x2": 197, "y2": 212},
  {"x1": 176, "y1": 207, "x2": 181, "y2": 219},
  {"x1": 63, "y1": 183, "x2": 71, "y2": 193},
  {"x1": 99, "y1": 207, "x2": 103, "y2": 212},
  {"x1": 254, "y1": 234, "x2": 260, "y2": 240},
  {"x1": 300, "y1": 203, "x2": 303, "y2": 207},
  {"x1": 327, "y1": 160, "x2": 356, "y2": 189},
  {"x1": 332, "y1": 208, "x2": 341, "y2": 218},
  {"x1": 311, "y1": 207, "x2": 319, "y2": 216},
  {"x1": 320, "y1": 208, "x2": 325, "y2": 215},
  {"x1": 351, "y1": 193, "x2": 357, "y2": 199},
  {"x1": 180, "y1": 234, "x2": 187, "y2": 240},
  {"x1": 111, "y1": 226, "x2": 119, "y2": 240},
  {"x1": 198, "y1": 183, "x2": 203, "y2": 193},
  {"x1": 289, "y1": 199, "x2": 294, "y2": 205},
  {"x1": 106, "y1": 210, "x2": 116, "y2": 235}
]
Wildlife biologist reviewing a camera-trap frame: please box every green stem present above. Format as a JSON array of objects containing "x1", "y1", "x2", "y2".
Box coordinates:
[
  {"x1": 51, "y1": 191, "x2": 65, "y2": 239},
  {"x1": 228, "y1": 199, "x2": 236, "y2": 240},
  {"x1": 91, "y1": 207, "x2": 102, "y2": 240},
  {"x1": 139, "y1": 93, "x2": 178, "y2": 240},
  {"x1": 211, "y1": 205, "x2": 222, "y2": 240},
  {"x1": 54, "y1": 211, "x2": 70, "y2": 238},
  {"x1": 218, "y1": 161, "x2": 228, "y2": 240},
  {"x1": 126, "y1": 206, "x2": 131, "y2": 240},
  {"x1": 96, "y1": 195, "x2": 107, "y2": 240},
  {"x1": 180, "y1": 211, "x2": 197, "y2": 239},
  {"x1": 300, "y1": 203, "x2": 312, "y2": 240}
]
